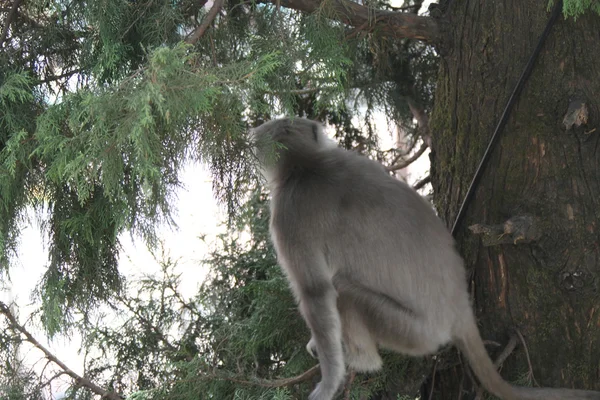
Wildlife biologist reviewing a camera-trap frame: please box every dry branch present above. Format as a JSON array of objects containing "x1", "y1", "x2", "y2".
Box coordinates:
[
  {"x1": 265, "y1": 0, "x2": 439, "y2": 42},
  {"x1": 0, "y1": 301, "x2": 123, "y2": 400}
]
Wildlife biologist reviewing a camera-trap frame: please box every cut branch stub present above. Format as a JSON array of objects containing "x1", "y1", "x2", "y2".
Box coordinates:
[
  {"x1": 469, "y1": 215, "x2": 542, "y2": 246},
  {"x1": 562, "y1": 98, "x2": 589, "y2": 131}
]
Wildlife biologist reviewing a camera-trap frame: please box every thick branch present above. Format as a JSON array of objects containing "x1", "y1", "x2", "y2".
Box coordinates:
[
  {"x1": 0, "y1": 0, "x2": 23, "y2": 46},
  {"x1": 266, "y1": 0, "x2": 439, "y2": 42},
  {"x1": 186, "y1": 0, "x2": 225, "y2": 44},
  {"x1": 0, "y1": 301, "x2": 123, "y2": 400}
]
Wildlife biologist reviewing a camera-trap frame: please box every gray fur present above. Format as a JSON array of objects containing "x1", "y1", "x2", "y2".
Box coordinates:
[{"x1": 251, "y1": 117, "x2": 600, "y2": 400}]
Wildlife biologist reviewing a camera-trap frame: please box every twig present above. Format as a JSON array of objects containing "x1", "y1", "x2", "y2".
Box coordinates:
[
  {"x1": 387, "y1": 141, "x2": 428, "y2": 171},
  {"x1": 456, "y1": 348, "x2": 465, "y2": 400},
  {"x1": 493, "y1": 334, "x2": 518, "y2": 369},
  {"x1": 475, "y1": 333, "x2": 518, "y2": 399},
  {"x1": 343, "y1": 369, "x2": 356, "y2": 400},
  {"x1": 413, "y1": 174, "x2": 431, "y2": 191},
  {"x1": 113, "y1": 296, "x2": 179, "y2": 353},
  {"x1": 266, "y1": 87, "x2": 323, "y2": 96},
  {"x1": 1, "y1": 0, "x2": 23, "y2": 46},
  {"x1": 185, "y1": 0, "x2": 225, "y2": 44},
  {"x1": 428, "y1": 358, "x2": 438, "y2": 400},
  {"x1": 515, "y1": 329, "x2": 540, "y2": 387},
  {"x1": 0, "y1": 301, "x2": 123, "y2": 400}
]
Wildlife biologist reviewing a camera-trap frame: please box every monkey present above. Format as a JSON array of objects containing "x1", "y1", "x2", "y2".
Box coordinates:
[{"x1": 250, "y1": 117, "x2": 600, "y2": 400}]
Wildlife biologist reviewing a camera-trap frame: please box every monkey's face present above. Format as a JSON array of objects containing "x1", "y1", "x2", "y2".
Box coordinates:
[
  {"x1": 250, "y1": 118, "x2": 338, "y2": 182},
  {"x1": 250, "y1": 125, "x2": 282, "y2": 169},
  {"x1": 249, "y1": 120, "x2": 288, "y2": 182}
]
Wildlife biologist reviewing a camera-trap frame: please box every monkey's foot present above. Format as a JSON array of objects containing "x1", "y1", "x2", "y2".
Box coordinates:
[
  {"x1": 346, "y1": 348, "x2": 383, "y2": 372},
  {"x1": 308, "y1": 381, "x2": 341, "y2": 400}
]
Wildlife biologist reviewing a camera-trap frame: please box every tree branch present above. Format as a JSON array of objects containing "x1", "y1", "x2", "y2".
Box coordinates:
[
  {"x1": 387, "y1": 140, "x2": 428, "y2": 172},
  {"x1": 264, "y1": 0, "x2": 439, "y2": 42},
  {"x1": 37, "y1": 68, "x2": 84, "y2": 84},
  {"x1": 215, "y1": 364, "x2": 320, "y2": 388},
  {"x1": 0, "y1": 0, "x2": 23, "y2": 46},
  {"x1": 0, "y1": 301, "x2": 123, "y2": 400},
  {"x1": 186, "y1": 0, "x2": 225, "y2": 44},
  {"x1": 413, "y1": 174, "x2": 431, "y2": 191}
]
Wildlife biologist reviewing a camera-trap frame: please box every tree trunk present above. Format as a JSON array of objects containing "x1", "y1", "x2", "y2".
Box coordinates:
[{"x1": 429, "y1": 0, "x2": 600, "y2": 398}]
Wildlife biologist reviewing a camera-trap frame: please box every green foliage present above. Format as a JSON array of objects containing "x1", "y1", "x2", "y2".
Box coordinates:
[
  {"x1": 0, "y1": 71, "x2": 38, "y2": 270},
  {"x1": 1, "y1": 0, "x2": 437, "y2": 397},
  {"x1": 553, "y1": 0, "x2": 600, "y2": 18}
]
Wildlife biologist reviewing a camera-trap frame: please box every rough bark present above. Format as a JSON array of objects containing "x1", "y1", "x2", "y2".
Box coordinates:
[{"x1": 429, "y1": 0, "x2": 600, "y2": 397}]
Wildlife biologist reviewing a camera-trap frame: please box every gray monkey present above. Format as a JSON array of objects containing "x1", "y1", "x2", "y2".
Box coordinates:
[{"x1": 250, "y1": 117, "x2": 600, "y2": 400}]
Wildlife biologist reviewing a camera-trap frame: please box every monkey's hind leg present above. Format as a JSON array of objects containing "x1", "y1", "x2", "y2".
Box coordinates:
[
  {"x1": 333, "y1": 274, "x2": 442, "y2": 358},
  {"x1": 300, "y1": 283, "x2": 346, "y2": 400},
  {"x1": 338, "y1": 297, "x2": 383, "y2": 372}
]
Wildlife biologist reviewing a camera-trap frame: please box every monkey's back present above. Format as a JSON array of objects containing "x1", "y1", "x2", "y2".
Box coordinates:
[{"x1": 270, "y1": 146, "x2": 471, "y2": 342}]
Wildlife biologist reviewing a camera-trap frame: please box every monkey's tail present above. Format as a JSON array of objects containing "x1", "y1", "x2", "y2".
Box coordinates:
[
  {"x1": 454, "y1": 314, "x2": 517, "y2": 400},
  {"x1": 456, "y1": 314, "x2": 600, "y2": 400}
]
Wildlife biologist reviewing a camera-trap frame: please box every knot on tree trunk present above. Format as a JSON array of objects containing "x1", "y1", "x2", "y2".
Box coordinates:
[{"x1": 469, "y1": 215, "x2": 542, "y2": 246}]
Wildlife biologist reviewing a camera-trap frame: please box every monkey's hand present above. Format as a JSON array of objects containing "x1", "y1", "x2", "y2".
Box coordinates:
[{"x1": 306, "y1": 337, "x2": 318, "y2": 359}]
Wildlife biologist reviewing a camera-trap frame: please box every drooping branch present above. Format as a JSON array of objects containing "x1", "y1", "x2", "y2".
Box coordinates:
[
  {"x1": 186, "y1": 0, "x2": 225, "y2": 44},
  {"x1": 264, "y1": 0, "x2": 440, "y2": 42},
  {"x1": 0, "y1": 301, "x2": 123, "y2": 400}
]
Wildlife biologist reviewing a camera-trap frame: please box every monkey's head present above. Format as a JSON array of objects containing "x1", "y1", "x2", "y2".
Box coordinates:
[{"x1": 250, "y1": 118, "x2": 337, "y2": 182}]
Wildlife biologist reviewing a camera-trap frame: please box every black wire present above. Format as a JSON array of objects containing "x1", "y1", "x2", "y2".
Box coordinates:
[{"x1": 450, "y1": 0, "x2": 563, "y2": 237}]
